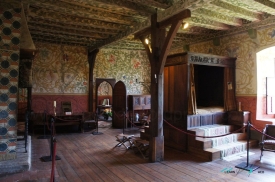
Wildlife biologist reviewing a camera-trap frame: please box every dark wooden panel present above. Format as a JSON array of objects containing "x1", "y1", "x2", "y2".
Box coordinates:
[
  {"x1": 168, "y1": 66, "x2": 175, "y2": 112},
  {"x1": 164, "y1": 67, "x2": 169, "y2": 111},
  {"x1": 164, "y1": 126, "x2": 187, "y2": 151},
  {"x1": 112, "y1": 81, "x2": 127, "y2": 128},
  {"x1": 213, "y1": 112, "x2": 227, "y2": 124}
]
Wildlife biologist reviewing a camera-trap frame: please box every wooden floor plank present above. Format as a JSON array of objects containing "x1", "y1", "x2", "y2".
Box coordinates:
[{"x1": 1, "y1": 125, "x2": 274, "y2": 182}]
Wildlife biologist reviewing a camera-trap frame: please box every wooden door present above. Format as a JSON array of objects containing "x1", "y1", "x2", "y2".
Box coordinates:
[{"x1": 112, "y1": 81, "x2": 127, "y2": 128}]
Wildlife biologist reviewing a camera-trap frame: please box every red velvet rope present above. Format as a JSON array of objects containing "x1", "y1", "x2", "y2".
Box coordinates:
[
  {"x1": 251, "y1": 124, "x2": 275, "y2": 140},
  {"x1": 126, "y1": 116, "x2": 145, "y2": 128},
  {"x1": 111, "y1": 111, "x2": 275, "y2": 140},
  {"x1": 112, "y1": 111, "x2": 144, "y2": 128},
  {"x1": 112, "y1": 111, "x2": 124, "y2": 119},
  {"x1": 52, "y1": 116, "x2": 82, "y2": 122},
  {"x1": 163, "y1": 119, "x2": 246, "y2": 138}
]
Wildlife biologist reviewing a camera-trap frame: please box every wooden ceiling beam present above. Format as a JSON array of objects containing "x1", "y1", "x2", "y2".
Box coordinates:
[
  {"x1": 178, "y1": 26, "x2": 218, "y2": 35},
  {"x1": 90, "y1": 0, "x2": 156, "y2": 15},
  {"x1": 193, "y1": 8, "x2": 242, "y2": 26},
  {"x1": 210, "y1": 0, "x2": 262, "y2": 21},
  {"x1": 27, "y1": 4, "x2": 138, "y2": 25},
  {"x1": 159, "y1": 19, "x2": 187, "y2": 74},
  {"x1": 254, "y1": 0, "x2": 275, "y2": 15},
  {"x1": 31, "y1": 35, "x2": 90, "y2": 46},
  {"x1": 135, "y1": 9, "x2": 192, "y2": 38},
  {"x1": 28, "y1": 24, "x2": 113, "y2": 38},
  {"x1": 29, "y1": 26, "x2": 108, "y2": 39},
  {"x1": 186, "y1": 17, "x2": 230, "y2": 30},
  {"x1": 89, "y1": 0, "x2": 209, "y2": 50},
  {"x1": 27, "y1": 11, "x2": 128, "y2": 30},
  {"x1": 221, "y1": 0, "x2": 274, "y2": 16},
  {"x1": 124, "y1": 0, "x2": 170, "y2": 9},
  {"x1": 28, "y1": 20, "x2": 119, "y2": 35},
  {"x1": 30, "y1": 30, "x2": 96, "y2": 42}
]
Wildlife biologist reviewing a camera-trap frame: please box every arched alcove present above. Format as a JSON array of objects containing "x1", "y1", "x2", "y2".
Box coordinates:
[{"x1": 95, "y1": 78, "x2": 116, "y2": 120}]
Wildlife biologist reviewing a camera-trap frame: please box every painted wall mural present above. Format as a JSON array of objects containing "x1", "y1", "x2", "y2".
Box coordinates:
[
  {"x1": 189, "y1": 25, "x2": 275, "y2": 125},
  {"x1": 94, "y1": 49, "x2": 151, "y2": 95},
  {"x1": 190, "y1": 33, "x2": 257, "y2": 95},
  {"x1": 191, "y1": 26, "x2": 275, "y2": 96},
  {"x1": 32, "y1": 42, "x2": 88, "y2": 94}
]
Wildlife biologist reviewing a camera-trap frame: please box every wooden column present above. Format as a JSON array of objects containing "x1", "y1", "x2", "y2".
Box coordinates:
[
  {"x1": 141, "y1": 10, "x2": 191, "y2": 162},
  {"x1": 149, "y1": 13, "x2": 165, "y2": 162},
  {"x1": 88, "y1": 49, "x2": 99, "y2": 112}
]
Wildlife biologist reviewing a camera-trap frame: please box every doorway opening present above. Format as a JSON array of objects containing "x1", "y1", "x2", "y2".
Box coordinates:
[{"x1": 95, "y1": 78, "x2": 116, "y2": 122}]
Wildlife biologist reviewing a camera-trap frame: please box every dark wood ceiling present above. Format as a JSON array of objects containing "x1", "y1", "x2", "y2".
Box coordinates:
[{"x1": 2, "y1": 0, "x2": 275, "y2": 52}]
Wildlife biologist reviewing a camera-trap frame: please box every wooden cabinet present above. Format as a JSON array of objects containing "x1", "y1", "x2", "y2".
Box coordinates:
[
  {"x1": 228, "y1": 111, "x2": 250, "y2": 132},
  {"x1": 128, "y1": 95, "x2": 151, "y2": 110},
  {"x1": 128, "y1": 95, "x2": 151, "y2": 123}
]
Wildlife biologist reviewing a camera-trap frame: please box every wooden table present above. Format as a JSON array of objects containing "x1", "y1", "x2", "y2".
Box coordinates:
[{"x1": 48, "y1": 113, "x2": 83, "y2": 133}]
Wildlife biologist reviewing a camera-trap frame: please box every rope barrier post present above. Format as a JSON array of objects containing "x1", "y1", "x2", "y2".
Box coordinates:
[
  {"x1": 40, "y1": 117, "x2": 61, "y2": 162},
  {"x1": 24, "y1": 110, "x2": 29, "y2": 153},
  {"x1": 50, "y1": 137, "x2": 57, "y2": 182},
  {"x1": 123, "y1": 112, "x2": 125, "y2": 134},
  {"x1": 92, "y1": 111, "x2": 103, "y2": 135},
  {"x1": 235, "y1": 121, "x2": 259, "y2": 173},
  {"x1": 37, "y1": 110, "x2": 51, "y2": 139}
]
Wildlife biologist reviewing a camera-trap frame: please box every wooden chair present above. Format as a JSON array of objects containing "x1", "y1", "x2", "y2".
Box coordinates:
[
  {"x1": 114, "y1": 133, "x2": 134, "y2": 149},
  {"x1": 131, "y1": 137, "x2": 149, "y2": 158},
  {"x1": 82, "y1": 112, "x2": 97, "y2": 133},
  {"x1": 260, "y1": 124, "x2": 275, "y2": 160}
]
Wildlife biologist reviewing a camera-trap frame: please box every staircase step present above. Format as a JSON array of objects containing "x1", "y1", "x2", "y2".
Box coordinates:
[
  {"x1": 187, "y1": 124, "x2": 258, "y2": 161},
  {"x1": 188, "y1": 124, "x2": 235, "y2": 136},
  {"x1": 188, "y1": 133, "x2": 246, "y2": 150},
  {"x1": 188, "y1": 139, "x2": 258, "y2": 161}
]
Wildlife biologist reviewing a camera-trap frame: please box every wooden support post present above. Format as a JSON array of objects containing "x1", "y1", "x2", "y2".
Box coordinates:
[
  {"x1": 88, "y1": 49, "x2": 99, "y2": 112},
  {"x1": 140, "y1": 9, "x2": 191, "y2": 162}
]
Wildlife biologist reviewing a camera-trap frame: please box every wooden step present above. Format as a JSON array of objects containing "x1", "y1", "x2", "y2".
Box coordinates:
[
  {"x1": 188, "y1": 139, "x2": 258, "y2": 161},
  {"x1": 189, "y1": 132, "x2": 248, "y2": 150}
]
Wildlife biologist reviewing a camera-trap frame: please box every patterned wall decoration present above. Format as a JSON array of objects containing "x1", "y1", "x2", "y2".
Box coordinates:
[
  {"x1": 29, "y1": 42, "x2": 89, "y2": 114},
  {"x1": 190, "y1": 33, "x2": 257, "y2": 95},
  {"x1": 189, "y1": 24, "x2": 275, "y2": 126},
  {"x1": 0, "y1": 8, "x2": 21, "y2": 161},
  {"x1": 31, "y1": 95, "x2": 88, "y2": 114},
  {"x1": 32, "y1": 42, "x2": 88, "y2": 94},
  {"x1": 98, "y1": 81, "x2": 112, "y2": 96},
  {"x1": 94, "y1": 49, "x2": 151, "y2": 95}
]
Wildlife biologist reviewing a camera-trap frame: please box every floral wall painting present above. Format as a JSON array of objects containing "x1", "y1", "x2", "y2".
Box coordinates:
[
  {"x1": 98, "y1": 81, "x2": 112, "y2": 96},
  {"x1": 190, "y1": 32, "x2": 262, "y2": 96},
  {"x1": 94, "y1": 49, "x2": 151, "y2": 95},
  {"x1": 32, "y1": 42, "x2": 88, "y2": 94}
]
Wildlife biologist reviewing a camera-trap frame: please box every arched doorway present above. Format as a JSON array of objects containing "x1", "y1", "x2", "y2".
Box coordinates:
[{"x1": 95, "y1": 78, "x2": 116, "y2": 121}]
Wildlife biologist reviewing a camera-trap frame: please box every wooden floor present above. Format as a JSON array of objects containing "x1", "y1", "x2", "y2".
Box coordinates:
[{"x1": 1, "y1": 126, "x2": 275, "y2": 182}]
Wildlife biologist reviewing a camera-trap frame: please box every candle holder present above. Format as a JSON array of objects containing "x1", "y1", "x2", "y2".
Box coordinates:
[
  {"x1": 53, "y1": 101, "x2": 57, "y2": 115},
  {"x1": 238, "y1": 102, "x2": 242, "y2": 112}
]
